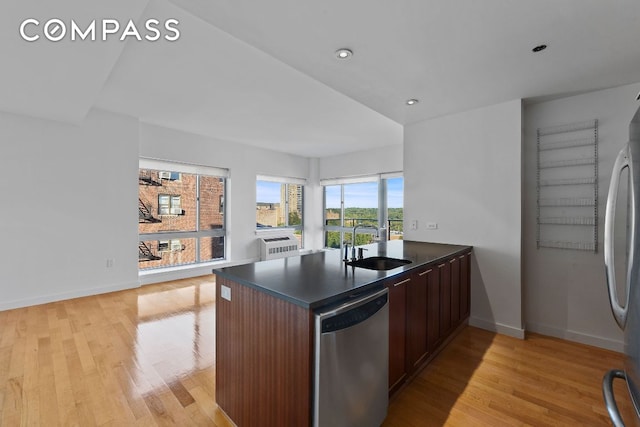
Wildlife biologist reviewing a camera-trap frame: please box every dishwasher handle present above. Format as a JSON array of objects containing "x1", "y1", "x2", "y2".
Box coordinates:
[
  {"x1": 317, "y1": 288, "x2": 388, "y2": 334},
  {"x1": 603, "y1": 369, "x2": 627, "y2": 427},
  {"x1": 317, "y1": 287, "x2": 388, "y2": 317}
]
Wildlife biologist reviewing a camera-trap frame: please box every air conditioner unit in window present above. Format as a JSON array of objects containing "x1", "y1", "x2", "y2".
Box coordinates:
[
  {"x1": 158, "y1": 171, "x2": 172, "y2": 179},
  {"x1": 259, "y1": 234, "x2": 300, "y2": 261}
]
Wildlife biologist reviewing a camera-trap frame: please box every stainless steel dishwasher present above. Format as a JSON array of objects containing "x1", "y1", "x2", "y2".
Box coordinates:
[{"x1": 314, "y1": 287, "x2": 389, "y2": 427}]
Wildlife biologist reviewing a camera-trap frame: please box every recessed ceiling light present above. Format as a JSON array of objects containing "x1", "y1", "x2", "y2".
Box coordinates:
[
  {"x1": 532, "y1": 44, "x2": 547, "y2": 53},
  {"x1": 406, "y1": 99, "x2": 419, "y2": 106},
  {"x1": 335, "y1": 48, "x2": 353, "y2": 60}
]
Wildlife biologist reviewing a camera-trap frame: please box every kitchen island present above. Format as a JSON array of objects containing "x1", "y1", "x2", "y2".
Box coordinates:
[{"x1": 213, "y1": 240, "x2": 472, "y2": 427}]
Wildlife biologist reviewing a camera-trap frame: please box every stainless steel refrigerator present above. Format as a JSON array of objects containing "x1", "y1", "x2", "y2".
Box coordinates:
[{"x1": 603, "y1": 98, "x2": 640, "y2": 426}]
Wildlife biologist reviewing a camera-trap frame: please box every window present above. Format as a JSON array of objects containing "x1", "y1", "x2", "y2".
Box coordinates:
[
  {"x1": 138, "y1": 159, "x2": 227, "y2": 270},
  {"x1": 322, "y1": 174, "x2": 403, "y2": 249},
  {"x1": 256, "y1": 176, "x2": 305, "y2": 247},
  {"x1": 158, "y1": 239, "x2": 183, "y2": 252},
  {"x1": 158, "y1": 194, "x2": 182, "y2": 215}
]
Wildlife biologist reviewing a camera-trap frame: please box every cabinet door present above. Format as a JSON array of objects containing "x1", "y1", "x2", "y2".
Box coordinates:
[
  {"x1": 438, "y1": 261, "x2": 451, "y2": 336},
  {"x1": 427, "y1": 266, "x2": 441, "y2": 351},
  {"x1": 460, "y1": 252, "x2": 471, "y2": 318},
  {"x1": 387, "y1": 275, "x2": 410, "y2": 394},
  {"x1": 406, "y1": 269, "x2": 429, "y2": 371},
  {"x1": 450, "y1": 256, "x2": 461, "y2": 326}
]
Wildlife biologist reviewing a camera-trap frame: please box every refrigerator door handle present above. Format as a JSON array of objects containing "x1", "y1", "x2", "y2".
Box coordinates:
[
  {"x1": 603, "y1": 369, "x2": 627, "y2": 427},
  {"x1": 605, "y1": 145, "x2": 634, "y2": 328}
]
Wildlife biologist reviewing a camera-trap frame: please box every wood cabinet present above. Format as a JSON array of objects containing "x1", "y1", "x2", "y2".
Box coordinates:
[
  {"x1": 386, "y1": 274, "x2": 410, "y2": 395},
  {"x1": 426, "y1": 266, "x2": 441, "y2": 352},
  {"x1": 216, "y1": 247, "x2": 473, "y2": 424},
  {"x1": 387, "y1": 250, "x2": 472, "y2": 397},
  {"x1": 406, "y1": 269, "x2": 429, "y2": 371},
  {"x1": 439, "y1": 261, "x2": 451, "y2": 336},
  {"x1": 216, "y1": 277, "x2": 314, "y2": 427}
]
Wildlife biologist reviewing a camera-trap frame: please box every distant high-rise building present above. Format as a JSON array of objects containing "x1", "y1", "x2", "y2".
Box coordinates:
[{"x1": 279, "y1": 184, "x2": 303, "y2": 226}]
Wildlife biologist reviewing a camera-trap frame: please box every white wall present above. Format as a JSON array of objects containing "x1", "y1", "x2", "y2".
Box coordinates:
[
  {"x1": 404, "y1": 100, "x2": 524, "y2": 338},
  {"x1": 138, "y1": 123, "x2": 312, "y2": 281},
  {"x1": 523, "y1": 83, "x2": 640, "y2": 351},
  {"x1": 0, "y1": 109, "x2": 140, "y2": 311},
  {"x1": 305, "y1": 158, "x2": 323, "y2": 250},
  {"x1": 318, "y1": 144, "x2": 403, "y2": 180}
]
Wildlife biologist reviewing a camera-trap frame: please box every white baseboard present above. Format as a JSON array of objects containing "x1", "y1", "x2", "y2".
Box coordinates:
[
  {"x1": 469, "y1": 316, "x2": 526, "y2": 339},
  {"x1": 139, "y1": 257, "x2": 259, "y2": 285},
  {"x1": 526, "y1": 322, "x2": 624, "y2": 352},
  {"x1": 0, "y1": 280, "x2": 141, "y2": 312}
]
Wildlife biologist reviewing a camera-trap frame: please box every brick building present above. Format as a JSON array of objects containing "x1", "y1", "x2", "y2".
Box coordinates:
[{"x1": 138, "y1": 169, "x2": 225, "y2": 269}]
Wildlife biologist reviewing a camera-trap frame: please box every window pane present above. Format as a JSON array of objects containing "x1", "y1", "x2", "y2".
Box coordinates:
[
  {"x1": 139, "y1": 238, "x2": 196, "y2": 270},
  {"x1": 387, "y1": 177, "x2": 404, "y2": 240},
  {"x1": 344, "y1": 182, "x2": 378, "y2": 228},
  {"x1": 256, "y1": 181, "x2": 304, "y2": 230},
  {"x1": 170, "y1": 196, "x2": 182, "y2": 215},
  {"x1": 199, "y1": 176, "x2": 225, "y2": 230},
  {"x1": 324, "y1": 185, "x2": 341, "y2": 226},
  {"x1": 325, "y1": 231, "x2": 342, "y2": 249},
  {"x1": 199, "y1": 236, "x2": 225, "y2": 262},
  {"x1": 256, "y1": 181, "x2": 281, "y2": 228},
  {"x1": 139, "y1": 169, "x2": 196, "y2": 233}
]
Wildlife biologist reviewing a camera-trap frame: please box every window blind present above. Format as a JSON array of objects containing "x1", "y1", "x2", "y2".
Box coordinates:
[{"x1": 140, "y1": 158, "x2": 229, "y2": 178}]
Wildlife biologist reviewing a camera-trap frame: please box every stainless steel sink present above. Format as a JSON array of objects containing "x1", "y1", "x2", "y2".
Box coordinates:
[{"x1": 347, "y1": 256, "x2": 412, "y2": 271}]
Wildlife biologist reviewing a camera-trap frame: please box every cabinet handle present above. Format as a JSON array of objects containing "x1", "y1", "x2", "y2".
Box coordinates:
[
  {"x1": 418, "y1": 269, "x2": 433, "y2": 276},
  {"x1": 438, "y1": 263, "x2": 446, "y2": 268},
  {"x1": 459, "y1": 255, "x2": 465, "y2": 259},
  {"x1": 449, "y1": 259, "x2": 456, "y2": 264},
  {"x1": 394, "y1": 278, "x2": 411, "y2": 287}
]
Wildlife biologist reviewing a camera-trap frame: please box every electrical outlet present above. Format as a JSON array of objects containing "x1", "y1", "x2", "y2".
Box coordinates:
[
  {"x1": 426, "y1": 223, "x2": 438, "y2": 230},
  {"x1": 221, "y1": 285, "x2": 232, "y2": 301},
  {"x1": 410, "y1": 220, "x2": 418, "y2": 230},
  {"x1": 106, "y1": 258, "x2": 114, "y2": 268}
]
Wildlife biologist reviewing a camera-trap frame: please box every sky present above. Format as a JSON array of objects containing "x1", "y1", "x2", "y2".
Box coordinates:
[
  {"x1": 256, "y1": 178, "x2": 404, "y2": 208},
  {"x1": 256, "y1": 181, "x2": 282, "y2": 203}
]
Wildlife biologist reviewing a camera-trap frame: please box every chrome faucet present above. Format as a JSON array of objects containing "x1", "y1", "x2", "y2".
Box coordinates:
[{"x1": 351, "y1": 224, "x2": 378, "y2": 261}]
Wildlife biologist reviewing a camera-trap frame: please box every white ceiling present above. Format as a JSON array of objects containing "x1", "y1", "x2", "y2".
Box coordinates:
[{"x1": 3, "y1": 0, "x2": 640, "y2": 157}]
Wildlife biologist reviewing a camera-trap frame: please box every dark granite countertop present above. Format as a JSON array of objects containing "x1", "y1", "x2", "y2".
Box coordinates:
[{"x1": 213, "y1": 240, "x2": 472, "y2": 310}]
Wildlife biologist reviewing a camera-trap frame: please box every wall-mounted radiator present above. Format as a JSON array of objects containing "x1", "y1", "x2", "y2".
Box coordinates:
[{"x1": 259, "y1": 234, "x2": 300, "y2": 261}]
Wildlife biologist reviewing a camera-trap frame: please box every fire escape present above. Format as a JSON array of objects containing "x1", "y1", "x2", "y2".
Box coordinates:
[
  {"x1": 139, "y1": 170, "x2": 163, "y2": 262},
  {"x1": 139, "y1": 198, "x2": 162, "y2": 224},
  {"x1": 139, "y1": 170, "x2": 162, "y2": 187},
  {"x1": 139, "y1": 241, "x2": 161, "y2": 262}
]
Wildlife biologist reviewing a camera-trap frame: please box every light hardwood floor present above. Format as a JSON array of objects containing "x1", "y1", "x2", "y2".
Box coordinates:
[
  {"x1": 0, "y1": 275, "x2": 635, "y2": 426},
  {"x1": 384, "y1": 326, "x2": 635, "y2": 426}
]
